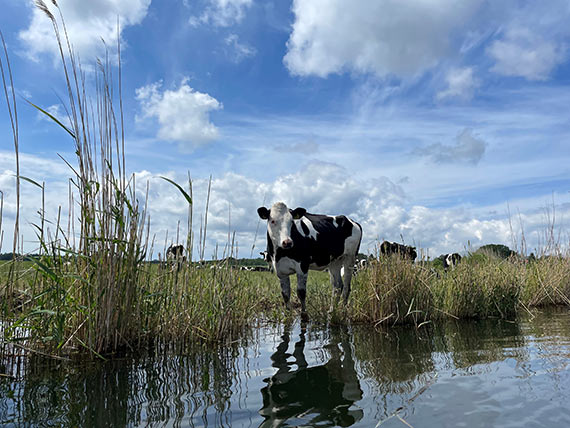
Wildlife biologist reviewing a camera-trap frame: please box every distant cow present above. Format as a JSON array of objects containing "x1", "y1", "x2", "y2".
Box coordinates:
[
  {"x1": 260, "y1": 250, "x2": 271, "y2": 263},
  {"x1": 356, "y1": 258, "x2": 368, "y2": 271},
  {"x1": 166, "y1": 244, "x2": 185, "y2": 271},
  {"x1": 340, "y1": 258, "x2": 368, "y2": 279},
  {"x1": 443, "y1": 253, "x2": 462, "y2": 270},
  {"x1": 380, "y1": 241, "x2": 417, "y2": 261},
  {"x1": 258, "y1": 202, "x2": 362, "y2": 315}
]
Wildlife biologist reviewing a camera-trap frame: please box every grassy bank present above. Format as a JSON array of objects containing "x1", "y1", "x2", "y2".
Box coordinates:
[{"x1": 2, "y1": 252, "x2": 570, "y2": 359}]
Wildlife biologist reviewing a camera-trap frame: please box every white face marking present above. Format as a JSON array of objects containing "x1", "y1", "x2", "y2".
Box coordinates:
[{"x1": 267, "y1": 202, "x2": 294, "y2": 249}]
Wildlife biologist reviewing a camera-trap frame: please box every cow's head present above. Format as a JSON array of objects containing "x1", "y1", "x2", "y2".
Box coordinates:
[{"x1": 257, "y1": 202, "x2": 306, "y2": 250}]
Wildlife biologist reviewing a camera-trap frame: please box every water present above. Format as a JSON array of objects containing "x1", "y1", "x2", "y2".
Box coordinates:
[{"x1": 2, "y1": 308, "x2": 570, "y2": 427}]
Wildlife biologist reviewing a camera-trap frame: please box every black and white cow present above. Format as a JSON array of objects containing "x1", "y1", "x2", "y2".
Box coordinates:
[
  {"x1": 257, "y1": 202, "x2": 362, "y2": 315},
  {"x1": 443, "y1": 253, "x2": 462, "y2": 270},
  {"x1": 166, "y1": 244, "x2": 185, "y2": 271},
  {"x1": 380, "y1": 240, "x2": 417, "y2": 261},
  {"x1": 260, "y1": 250, "x2": 271, "y2": 263}
]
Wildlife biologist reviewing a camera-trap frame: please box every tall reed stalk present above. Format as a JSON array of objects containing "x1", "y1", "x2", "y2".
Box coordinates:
[{"x1": 13, "y1": 0, "x2": 151, "y2": 356}]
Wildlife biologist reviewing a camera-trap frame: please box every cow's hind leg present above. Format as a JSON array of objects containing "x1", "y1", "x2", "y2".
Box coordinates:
[
  {"x1": 341, "y1": 258, "x2": 355, "y2": 304},
  {"x1": 296, "y1": 271, "x2": 308, "y2": 314},
  {"x1": 279, "y1": 275, "x2": 292, "y2": 309},
  {"x1": 328, "y1": 262, "x2": 343, "y2": 311}
]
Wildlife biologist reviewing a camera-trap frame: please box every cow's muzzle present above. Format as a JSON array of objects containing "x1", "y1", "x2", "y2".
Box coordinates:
[{"x1": 281, "y1": 238, "x2": 293, "y2": 249}]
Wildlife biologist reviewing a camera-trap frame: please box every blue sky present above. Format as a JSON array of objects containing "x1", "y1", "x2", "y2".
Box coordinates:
[{"x1": 1, "y1": 0, "x2": 570, "y2": 258}]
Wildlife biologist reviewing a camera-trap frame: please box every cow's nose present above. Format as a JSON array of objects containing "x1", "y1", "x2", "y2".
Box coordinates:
[{"x1": 282, "y1": 239, "x2": 293, "y2": 249}]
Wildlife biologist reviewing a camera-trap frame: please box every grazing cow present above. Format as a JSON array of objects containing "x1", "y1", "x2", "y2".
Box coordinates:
[
  {"x1": 166, "y1": 244, "x2": 185, "y2": 271},
  {"x1": 257, "y1": 202, "x2": 362, "y2": 315},
  {"x1": 443, "y1": 253, "x2": 462, "y2": 270},
  {"x1": 380, "y1": 240, "x2": 417, "y2": 261}
]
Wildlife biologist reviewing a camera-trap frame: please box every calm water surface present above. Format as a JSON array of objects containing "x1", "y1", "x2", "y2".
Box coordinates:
[{"x1": 2, "y1": 308, "x2": 570, "y2": 427}]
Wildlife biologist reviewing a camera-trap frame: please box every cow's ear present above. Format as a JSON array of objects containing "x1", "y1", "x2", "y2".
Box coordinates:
[
  {"x1": 291, "y1": 207, "x2": 306, "y2": 219},
  {"x1": 257, "y1": 207, "x2": 269, "y2": 219}
]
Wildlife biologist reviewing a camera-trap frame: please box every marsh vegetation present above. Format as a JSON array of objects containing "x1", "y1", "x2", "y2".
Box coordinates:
[{"x1": 1, "y1": 1, "x2": 569, "y2": 362}]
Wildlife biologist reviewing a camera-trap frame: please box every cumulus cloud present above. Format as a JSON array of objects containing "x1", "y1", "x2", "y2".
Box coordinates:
[
  {"x1": 284, "y1": 0, "x2": 482, "y2": 77},
  {"x1": 487, "y1": 27, "x2": 566, "y2": 81},
  {"x1": 415, "y1": 128, "x2": 486, "y2": 165},
  {"x1": 19, "y1": 0, "x2": 151, "y2": 63},
  {"x1": 224, "y1": 34, "x2": 256, "y2": 62},
  {"x1": 189, "y1": 0, "x2": 252, "y2": 27},
  {"x1": 135, "y1": 79, "x2": 222, "y2": 150},
  {"x1": 1, "y1": 152, "x2": 567, "y2": 258},
  {"x1": 436, "y1": 67, "x2": 479, "y2": 101}
]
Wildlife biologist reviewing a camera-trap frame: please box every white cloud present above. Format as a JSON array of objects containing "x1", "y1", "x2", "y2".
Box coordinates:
[
  {"x1": 19, "y1": 0, "x2": 151, "y2": 63},
  {"x1": 436, "y1": 67, "x2": 479, "y2": 101},
  {"x1": 415, "y1": 128, "x2": 487, "y2": 165},
  {"x1": 1, "y1": 152, "x2": 568, "y2": 259},
  {"x1": 224, "y1": 34, "x2": 256, "y2": 62},
  {"x1": 135, "y1": 162, "x2": 570, "y2": 258},
  {"x1": 135, "y1": 79, "x2": 222, "y2": 150},
  {"x1": 284, "y1": 0, "x2": 482, "y2": 78},
  {"x1": 189, "y1": 0, "x2": 252, "y2": 27},
  {"x1": 488, "y1": 27, "x2": 566, "y2": 81}
]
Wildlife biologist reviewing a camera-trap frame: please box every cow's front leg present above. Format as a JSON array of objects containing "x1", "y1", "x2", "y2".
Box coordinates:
[
  {"x1": 296, "y1": 271, "x2": 308, "y2": 314},
  {"x1": 279, "y1": 275, "x2": 291, "y2": 309}
]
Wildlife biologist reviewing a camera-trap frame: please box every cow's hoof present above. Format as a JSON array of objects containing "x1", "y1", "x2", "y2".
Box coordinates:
[{"x1": 301, "y1": 311, "x2": 309, "y2": 322}]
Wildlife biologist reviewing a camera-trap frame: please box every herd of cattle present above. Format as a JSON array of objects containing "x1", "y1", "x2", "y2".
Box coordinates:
[{"x1": 166, "y1": 202, "x2": 463, "y2": 317}]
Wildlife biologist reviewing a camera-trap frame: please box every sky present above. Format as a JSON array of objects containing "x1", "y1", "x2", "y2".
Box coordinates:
[{"x1": 1, "y1": 0, "x2": 570, "y2": 260}]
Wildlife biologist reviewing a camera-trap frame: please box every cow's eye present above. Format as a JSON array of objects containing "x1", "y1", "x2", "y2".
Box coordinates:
[{"x1": 270, "y1": 220, "x2": 275, "y2": 225}]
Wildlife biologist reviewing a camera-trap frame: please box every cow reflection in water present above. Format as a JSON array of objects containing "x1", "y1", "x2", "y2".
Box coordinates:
[{"x1": 259, "y1": 324, "x2": 363, "y2": 427}]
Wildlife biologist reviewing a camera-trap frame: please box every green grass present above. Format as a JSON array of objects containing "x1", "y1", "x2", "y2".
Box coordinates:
[{"x1": 2, "y1": 250, "x2": 570, "y2": 359}]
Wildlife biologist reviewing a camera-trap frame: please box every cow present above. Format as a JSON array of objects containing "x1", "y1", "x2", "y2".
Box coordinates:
[
  {"x1": 356, "y1": 258, "x2": 368, "y2": 271},
  {"x1": 340, "y1": 258, "x2": 368, "y2": 279},
  {"x1": 166, "y1": 244, "x2": 185, "y2": 271},
  {"x1": 260, "y1": 250, "x2": 271, "y2": 263},
  {"x1": 443, "y1": 253, "x2": 462, "y2": 270},
  {"x1": 380, "y1": 240, "x2": 417, "y2": 261},
  {"x1": 257, "y1": 202, "x2": 362, "y2": 316}
]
